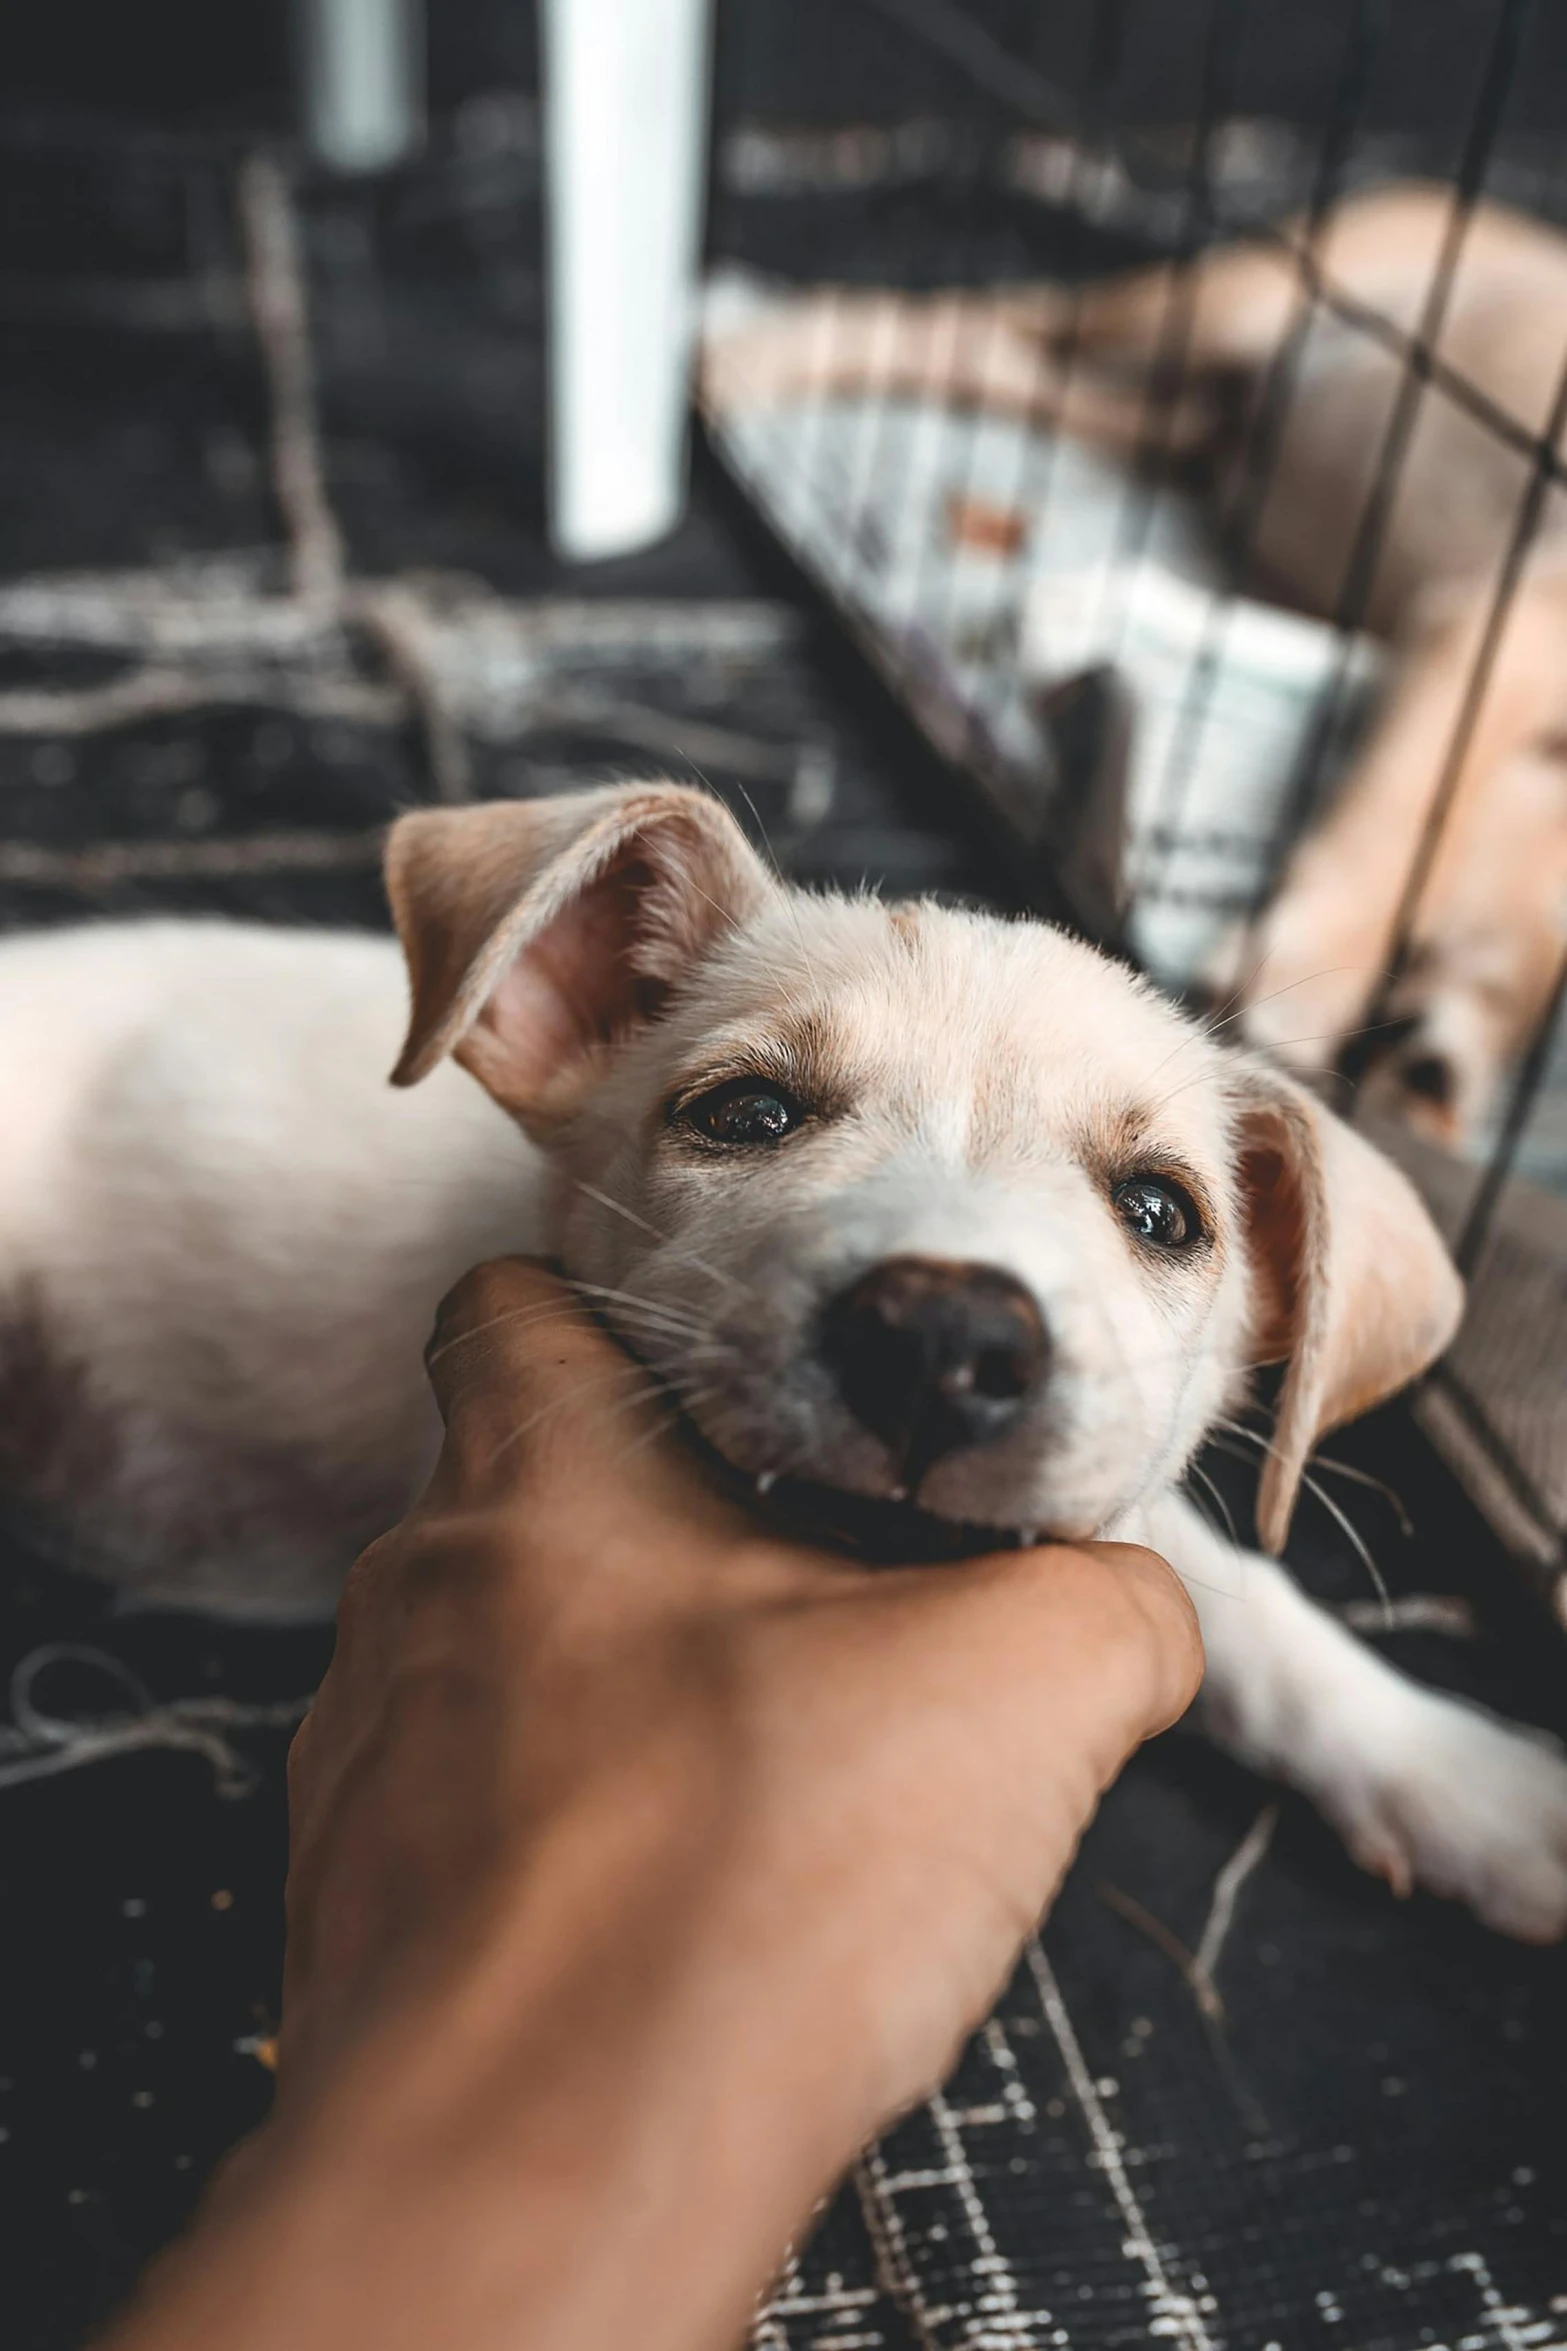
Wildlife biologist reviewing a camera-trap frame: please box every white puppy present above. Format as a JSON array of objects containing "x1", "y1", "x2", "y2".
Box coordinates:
[{"x1": 1, "y1": 781, "x2": 1564, "y2": 1938}]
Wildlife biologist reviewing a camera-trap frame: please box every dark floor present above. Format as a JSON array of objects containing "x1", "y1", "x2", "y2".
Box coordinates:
[{"x1": 3, "y1": 13, "x2": 1567, "y2": 2345}]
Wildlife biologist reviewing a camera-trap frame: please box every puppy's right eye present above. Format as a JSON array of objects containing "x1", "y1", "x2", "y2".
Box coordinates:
[
  {"x1": 681, "y1": 1078, "x2": 804, "y2": 1146},
  {"x1": 1112, "y1": 1174, "x2": 1200, "y2": 1249}
]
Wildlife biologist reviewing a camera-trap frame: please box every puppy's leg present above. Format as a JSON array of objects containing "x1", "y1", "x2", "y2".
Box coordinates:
[
  {"x1": 701, "y1": 283, "x2": 1219, "y2": 455},
  {"x1": 1239, "y1": 567, "x2": 1567, "y2": 1130},
  {"x1": 702, "y1": 289, "x2": 1070, "y2": 417},
  {"x1": 1144, "y1": 1491, "x2": 1567, "y2": 1940},
  {"x1": 1065, "y1": 241, "x2": 1300, "y2": 374}
]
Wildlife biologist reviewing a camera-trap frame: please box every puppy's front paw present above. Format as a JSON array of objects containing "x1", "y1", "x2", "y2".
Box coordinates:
[{"x1": 1331, "y1": 1695, "x2": 1567, "y2": 1942}]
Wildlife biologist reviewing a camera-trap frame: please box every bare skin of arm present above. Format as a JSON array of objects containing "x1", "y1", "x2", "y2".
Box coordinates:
[{"x1": 103, "y1": 1258, "x2": 1201, "y2": 2351}]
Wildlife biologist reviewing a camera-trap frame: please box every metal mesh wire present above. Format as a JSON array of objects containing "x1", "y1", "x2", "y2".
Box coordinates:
[{"x1": 704, "y1": 0, "x2": 1567, "y2": 1591}]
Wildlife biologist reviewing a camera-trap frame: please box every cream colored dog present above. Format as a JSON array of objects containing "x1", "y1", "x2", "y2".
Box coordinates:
[
  {"x1": 2, "y1": 781, "x2": 1566, "y2": 1937},
  {"x1": 705, "y1": 185, "x2": 1567, "y2": 1141}
]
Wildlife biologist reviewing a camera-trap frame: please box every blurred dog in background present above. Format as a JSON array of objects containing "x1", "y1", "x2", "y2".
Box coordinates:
[{"x1": 707, "y1": 186, "x2": 1567, "y2": 1146}]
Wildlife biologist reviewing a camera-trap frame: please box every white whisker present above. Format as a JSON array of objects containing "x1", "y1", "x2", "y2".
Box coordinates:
[
  {"x1": 567, "y1": 1280, "x2": 715, "y2": 1339},
  {"x1": 1310, "y1": 1452, "x2": 1413, "y2": 1538},
  {"x1": 484, "y1": 1360, "x2": 660, "y2": 1468},
  {"x1": 1298, "y1": 1470, "x2": 1395, "y2": 1631},
  {"x1": 1187, "y1": 1459, "x2": 1241, "y2": 1554},
  {"x1": 568, "y1": 1178, "x2": 749, "y2": 1300},
  {"x1": 1218, "y1": 1419, "x2": 1413, "y2": 1537},
  {"x1": 1212, "y1": 1418, "x2": 1394, "y2": 1626},
  {"x1": 570, "y1": 1179, "x2": 670, "y2": 1245},
  {"x1": 424, "y1": 1298, "x2": 593, "y2": 1366}
]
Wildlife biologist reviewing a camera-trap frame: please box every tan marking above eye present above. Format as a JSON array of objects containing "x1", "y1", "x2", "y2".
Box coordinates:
[
  {"x1": 1080, "y1": 1109, "x2": 1223, "y2": 1241},
  {"x1": 668, "y1": 1065, "x2": 778, "y2": 1118},
  {"x1": 666, "y1": 1015, "x2": 861, "y2": 1129}
]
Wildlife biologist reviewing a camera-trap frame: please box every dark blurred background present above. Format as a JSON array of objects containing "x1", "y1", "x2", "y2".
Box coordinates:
[{"x1": 16, "y1": 0, "x2": 1567, "y2": 132}]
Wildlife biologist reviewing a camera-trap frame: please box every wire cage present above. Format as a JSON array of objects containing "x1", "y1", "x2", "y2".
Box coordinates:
[{"x1": 700, "y1": 0, "x2": 1567, "y2": 1602}]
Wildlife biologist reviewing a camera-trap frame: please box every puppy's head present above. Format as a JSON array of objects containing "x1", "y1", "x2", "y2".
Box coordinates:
[{"x1": 387, "y1": 785, "x2": 1462, "y2": 1552}]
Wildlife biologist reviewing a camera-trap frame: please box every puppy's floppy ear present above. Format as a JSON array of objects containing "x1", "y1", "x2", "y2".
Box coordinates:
[
  {"x1": 1229, "y1": 1058, "x2": 1464, "y2": 1553},
  {"x1": 384, "y1": 783, "x2": 771, "y2": 1130}
]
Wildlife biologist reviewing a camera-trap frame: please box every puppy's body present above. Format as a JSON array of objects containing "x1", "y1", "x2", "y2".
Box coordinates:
[
  {"x1": 3, "y1": 783, "x2": 1566, "y2": 1940},
  {"x1": 0, "y1": 921, "x2": 534, "y2": 1614},
  {"x1": 705, "y1": 186, "x2": 1567, "y2": 1138}
]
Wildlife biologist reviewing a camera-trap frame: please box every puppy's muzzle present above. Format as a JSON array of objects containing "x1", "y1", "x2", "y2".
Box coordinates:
[{"x1": 819, "y1": 1256, "x2": 1049, "y2": 1490}]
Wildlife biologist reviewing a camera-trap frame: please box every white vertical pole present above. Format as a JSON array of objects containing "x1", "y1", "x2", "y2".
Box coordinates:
[
  {"x1": 542, "y1": 0, "x2": 716, "y2": 561},
  {"x1": 299, "y1": 0, "x2": 426, "y2": 175}
]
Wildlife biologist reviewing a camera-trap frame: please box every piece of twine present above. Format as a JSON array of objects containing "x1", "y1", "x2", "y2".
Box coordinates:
[{"x1": 0, "y1": 1644, "x2": 312, "y2": 1800}]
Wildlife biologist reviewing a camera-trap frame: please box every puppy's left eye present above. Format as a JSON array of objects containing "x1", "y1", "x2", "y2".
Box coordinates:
[
  {"x1": 682, "y1": 1077, "x2": 804, "y2": 1146},
  {"x1": 1113, "y1": 1175, "x2": 1201, "y2": 1249}
]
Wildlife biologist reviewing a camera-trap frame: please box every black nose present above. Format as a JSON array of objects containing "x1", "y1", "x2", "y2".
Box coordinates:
[{"x1": 819, "y1": 1256, "x2": 1049, "y2": 1487}]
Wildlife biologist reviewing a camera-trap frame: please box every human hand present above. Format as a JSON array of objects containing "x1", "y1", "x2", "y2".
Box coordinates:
[
  {"x1": 282, "y1": 1257, "x2": 1198, "y2": 2127},
  {"x1": 114, "y1": 1257, "x2": 1199, "y2": 2351}
]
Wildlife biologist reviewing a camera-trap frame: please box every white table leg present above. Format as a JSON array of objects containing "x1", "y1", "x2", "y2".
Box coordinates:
[
  {"x1": 542, "y1": 0, "x2": 716, "y2": 559},
  {"x1": 298, "y1": 0, "x2": 426, "y2": 175}
]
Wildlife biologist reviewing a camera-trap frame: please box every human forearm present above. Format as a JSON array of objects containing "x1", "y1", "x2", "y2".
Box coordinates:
[{"x1": 109, "y1": 1822, "x2": 886, "y2": 2351}]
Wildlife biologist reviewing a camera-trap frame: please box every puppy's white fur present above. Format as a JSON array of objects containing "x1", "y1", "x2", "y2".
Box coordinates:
[
  {"x1": 0, "y1": 921, "x2": 533, "y2": 1614},
  {"x1": 2, "y1": 782, "x2": 1564, "y2": 1940}
]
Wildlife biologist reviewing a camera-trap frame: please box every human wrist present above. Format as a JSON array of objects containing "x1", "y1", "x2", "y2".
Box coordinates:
[{"x1": 115, "y1": 1804, "x2": 881, "y2": 2351}]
